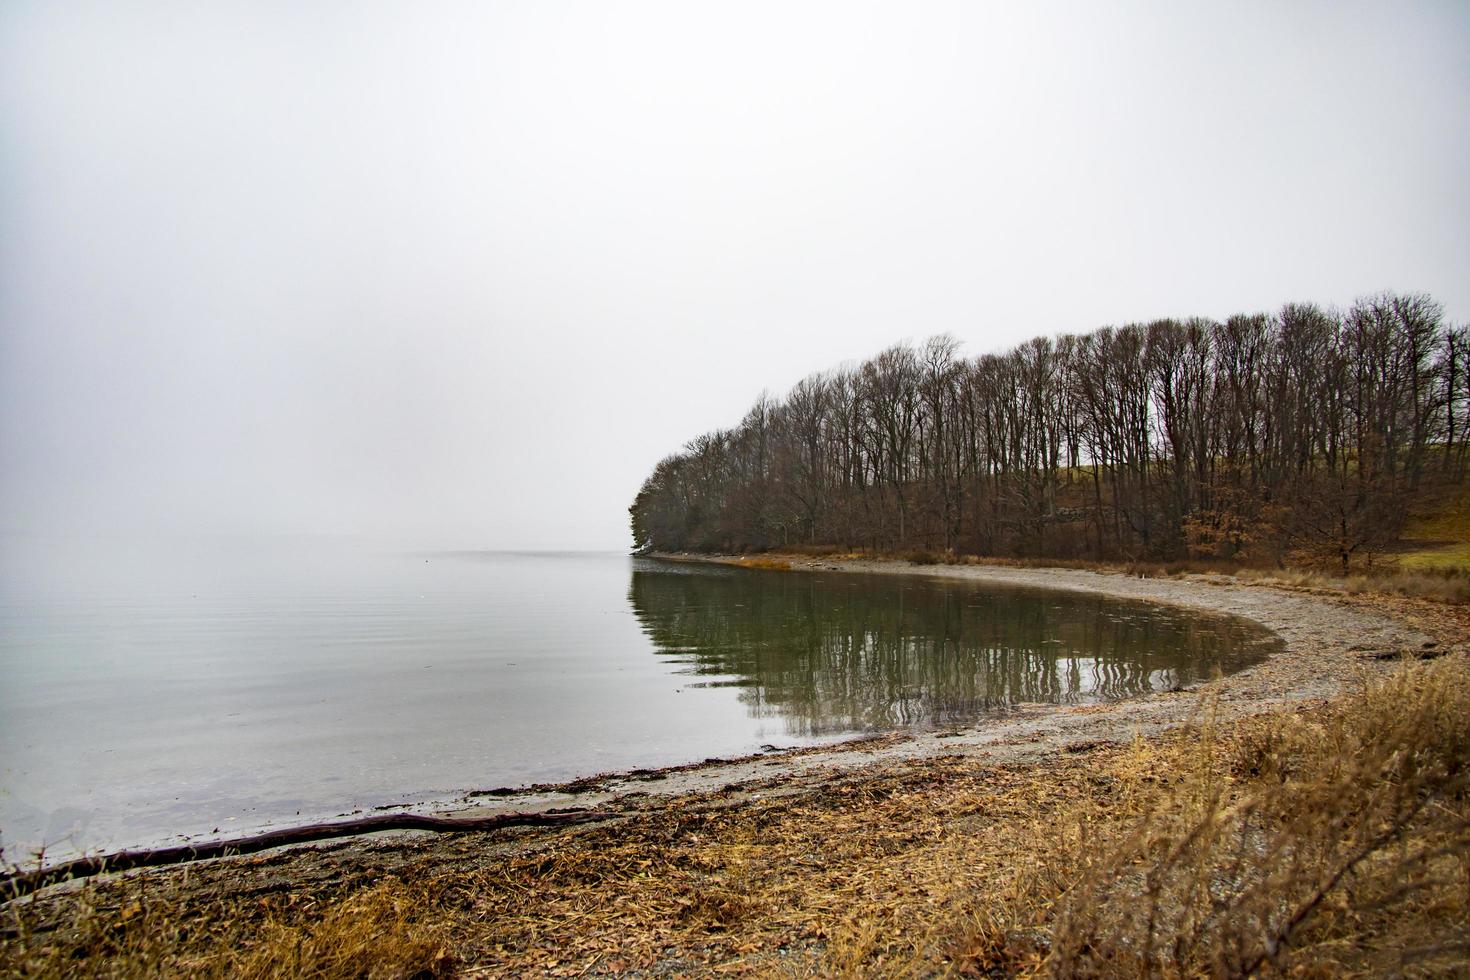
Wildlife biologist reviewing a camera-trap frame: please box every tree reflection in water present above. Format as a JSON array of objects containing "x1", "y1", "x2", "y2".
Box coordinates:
[{"x1": 628, "y1": 562, "x2": 1279, "y2": 737}]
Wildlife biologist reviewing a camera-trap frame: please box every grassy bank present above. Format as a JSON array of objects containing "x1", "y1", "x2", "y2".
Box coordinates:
[
  {"x1": 5, "y1": 584, "x2": 1469, "y2": 977},
  {"x1": 1399, "y1": 480, "x2": 1470, "y2": 573},
  {"x1": 746, "y1": 542, "x2": 1470, "y2": 604}
]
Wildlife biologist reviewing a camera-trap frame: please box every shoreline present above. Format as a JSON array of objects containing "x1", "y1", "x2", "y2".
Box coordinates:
[
  {"x1": 456, "y1": 552, "x2": 1424, "y2": 813},
  {"x1": 9, "y1": 555, "x2": 1466, "y2": 975},
  {"x1": 29, "y1": 554, "x2": 1433, "y2": 878}
]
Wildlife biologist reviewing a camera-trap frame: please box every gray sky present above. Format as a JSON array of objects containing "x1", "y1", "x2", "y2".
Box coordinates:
[{"x1": 3, "y1": 1, "x2": 1467, "y2": 550}]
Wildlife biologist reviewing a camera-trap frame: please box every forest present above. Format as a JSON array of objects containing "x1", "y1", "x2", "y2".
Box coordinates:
[{"x1": 630, "y1": 292, "x2": 1467, "y2": 569}]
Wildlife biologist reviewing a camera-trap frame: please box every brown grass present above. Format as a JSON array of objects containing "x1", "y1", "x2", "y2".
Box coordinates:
[
  {"x1": 1232, "y1": 565, "x2": 1470, "y2": 604},
  {"x1": 2, "y1": 877, "x2": 452, "y2": 979},
  {"x1": 1047, "y1": 659, "x2": 1470, "y2": 977},
  {"x1": 896, "y1": 547, "x2": 943, "y2": 565},
  {"x1": 938, "y1": 551, "x2": 1470, "y2": 604},
  {"x1": 756, "y1": 539, "x2": 1470, "y2": 603},
  {"x1": 6, "y1": 661, "x2": 1468, "y2": 978},
  {"x1": 735, "y1": 556, "x2": 793, "y2": 571}
]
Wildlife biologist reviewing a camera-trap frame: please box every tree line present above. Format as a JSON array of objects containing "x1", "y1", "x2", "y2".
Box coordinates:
[{"x1": 630, "y1": 292, "x2": 1466, "y2": 569}]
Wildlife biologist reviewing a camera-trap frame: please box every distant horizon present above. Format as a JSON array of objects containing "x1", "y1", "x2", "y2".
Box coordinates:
[
  {"x1": 4, "y1": 1, "x2": 1466, "y2": 551},
  {"x1": 0, "y1": 528, "x2": 634, "y2": 554}
]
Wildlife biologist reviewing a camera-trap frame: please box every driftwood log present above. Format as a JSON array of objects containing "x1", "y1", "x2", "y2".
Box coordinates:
[{"x1": 1, "y1": 808, "x2": 609, "y2": 899}]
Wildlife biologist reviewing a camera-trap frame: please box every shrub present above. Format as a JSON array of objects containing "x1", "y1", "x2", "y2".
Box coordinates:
[{"x1": 1047, "y1": 658, "x2": 1470, "y2": 977}]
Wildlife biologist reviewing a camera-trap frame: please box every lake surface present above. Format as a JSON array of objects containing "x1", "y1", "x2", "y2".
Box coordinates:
[{"x1": 0, "y1": 540, "x2": 1279, "y2": 860}]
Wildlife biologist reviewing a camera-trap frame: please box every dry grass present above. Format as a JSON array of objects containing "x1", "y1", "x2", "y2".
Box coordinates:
[
  {"x1": 3, "y1": 877, "x2": 453, "y2": 979},
  {"x1": 895, "y1": 547, "x2": 944, "y2": 565},
  {"x1": 760, "y1": 530, "x2": 1470, "y2": 601},
  {"x1": 3, "y1": 760, "x2": 1094, "y2": 976},
  {"x1": 735, "y1": 556, "x2": 793, "y2": 571},
  {"x1": 1232, "y1": 565, "x2": 1470, "y2": 604},
  {"x1": 951, "y1": 551, "x2": 1470, "y2": 604},
  {"x1": 1048, "y1": 658, "x2": 1470, "y2": 977},
  {"x1": 6, "y1": 661, "x2": 1468, "y2": 978}
]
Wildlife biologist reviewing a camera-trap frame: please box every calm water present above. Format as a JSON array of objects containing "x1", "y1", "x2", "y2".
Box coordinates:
[{"x1": 0, "y1": 540, "x2": 1279, "y2": 860}]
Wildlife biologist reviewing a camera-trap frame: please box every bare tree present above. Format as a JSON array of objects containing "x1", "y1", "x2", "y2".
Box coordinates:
[{"x1": 629, "y1": 291, "x2": 1459, "y2": 568}]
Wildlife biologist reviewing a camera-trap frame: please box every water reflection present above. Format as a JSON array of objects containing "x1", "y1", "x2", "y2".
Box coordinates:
[{"x1": 628, "y1": 562, "x2": 1279, "y2": 736}]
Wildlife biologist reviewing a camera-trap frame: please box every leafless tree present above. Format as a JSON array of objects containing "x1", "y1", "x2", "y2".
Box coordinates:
[{"x1": 629, "y1": 291, "x2": 1458, "y2": 570}]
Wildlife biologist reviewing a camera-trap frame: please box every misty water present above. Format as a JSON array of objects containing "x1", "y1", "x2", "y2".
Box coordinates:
[{"x1": 0, "y1": 541, "x2": 1279, "y2": 860}]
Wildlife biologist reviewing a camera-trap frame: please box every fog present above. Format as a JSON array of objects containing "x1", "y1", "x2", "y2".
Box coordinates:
[{"x1": 3, "y1": 1, "x2": 1467, "y2": 550}]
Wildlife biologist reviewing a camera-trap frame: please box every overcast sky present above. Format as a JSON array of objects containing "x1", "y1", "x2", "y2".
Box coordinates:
[{"x1": 2, "y1": 1, "x2": 1467, "y2": 550}]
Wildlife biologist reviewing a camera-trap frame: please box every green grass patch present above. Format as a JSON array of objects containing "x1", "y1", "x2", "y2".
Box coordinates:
[
  {"x1": 1396, "y1": 542, "x2": 1470, "y2": 573},
  {"x1": 1395, "y1": 481, "x2": 1470, "y2": 571}
]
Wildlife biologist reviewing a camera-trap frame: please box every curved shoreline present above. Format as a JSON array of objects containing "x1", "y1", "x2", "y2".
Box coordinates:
[
  {"x1": 11, "y1": 557, "x2": 1437, "y2": 890},
  {"x1": 13, "y1": 559, "x2": 1464, "y2": 976},
  {"x1": 442, "y1": 554, "x2": 1432, "y2": 825}
]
